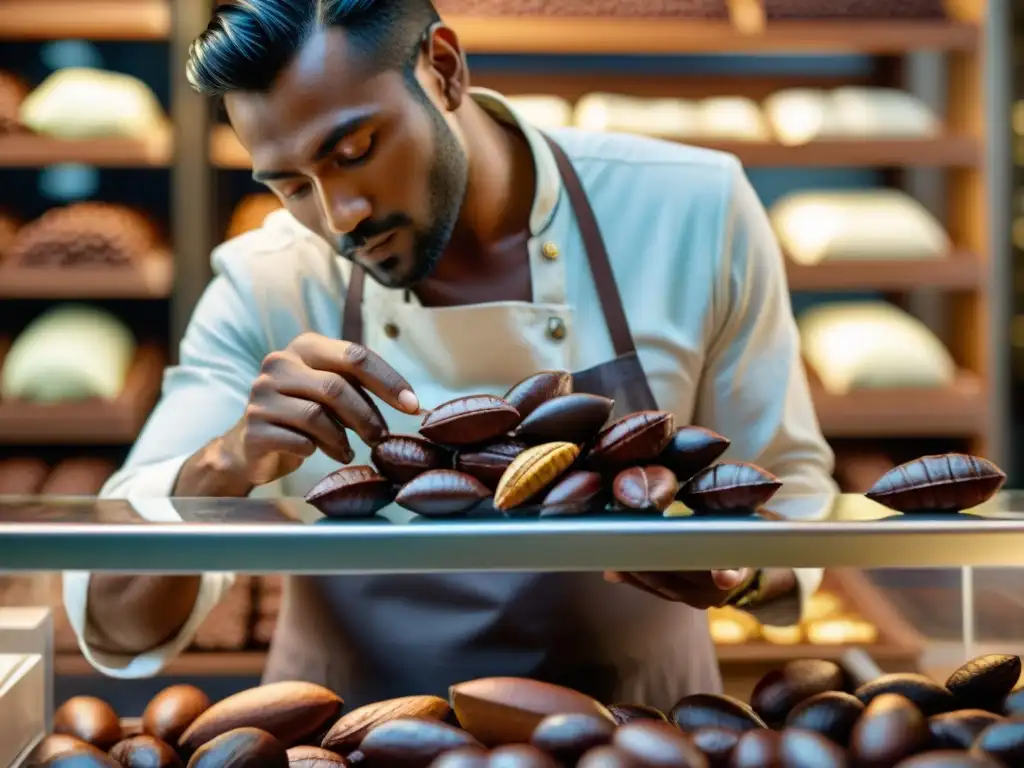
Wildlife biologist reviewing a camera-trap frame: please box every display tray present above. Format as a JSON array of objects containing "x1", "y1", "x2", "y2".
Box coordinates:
[{"x1": 3, "y1": 492, "x2": 1024, "y2": 572}]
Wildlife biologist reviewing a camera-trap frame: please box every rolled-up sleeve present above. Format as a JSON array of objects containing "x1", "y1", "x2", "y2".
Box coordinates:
[
  {"x1": 63, "y1": 261, "x2": 265, "y2": 677},
  {"x1": 694, "y1": 160, "x2": 838, "y2": 616}
]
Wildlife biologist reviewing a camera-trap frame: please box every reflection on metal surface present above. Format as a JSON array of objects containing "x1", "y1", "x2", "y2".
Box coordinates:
[
  {"x1": 5, "y1": 488, "x2": 1024, "y2": 525},
  {"x1": 1, "y1": 491, "x2": 1024, "y2": 572}
]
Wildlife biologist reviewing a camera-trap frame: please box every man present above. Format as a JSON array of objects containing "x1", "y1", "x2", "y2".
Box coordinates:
[{"x1": 63, "y1": 0, "x2": 836, "y2": 708}]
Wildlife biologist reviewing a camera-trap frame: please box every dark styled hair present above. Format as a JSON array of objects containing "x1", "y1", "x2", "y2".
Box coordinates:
[{"x1": 186, "y1": 0, "x2": 441, "y2": 96}]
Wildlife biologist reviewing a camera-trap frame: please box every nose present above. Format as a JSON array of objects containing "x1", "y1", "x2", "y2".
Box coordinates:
[{"x1": 315, "y1": 177, "x2": 371, "y2": 236}]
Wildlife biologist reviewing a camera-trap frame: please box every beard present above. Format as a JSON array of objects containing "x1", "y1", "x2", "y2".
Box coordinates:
[{"x1": 337, "y1": 79, "x2": 468, "y2": 290}]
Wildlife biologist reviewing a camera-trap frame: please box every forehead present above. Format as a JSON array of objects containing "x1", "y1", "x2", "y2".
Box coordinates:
[{"x1": 225, "y1": 27, "x2": 409, "y2": 169}]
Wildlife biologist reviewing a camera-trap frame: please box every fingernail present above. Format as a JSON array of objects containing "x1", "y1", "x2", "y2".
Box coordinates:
[{"x1": 398, "y1": 390, "x2": 419, "y2": 414}]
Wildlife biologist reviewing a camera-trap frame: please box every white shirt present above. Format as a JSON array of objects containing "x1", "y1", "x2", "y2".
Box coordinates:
[{"x1": 64, "y1": 89, "x2": 836, "y2": 678}]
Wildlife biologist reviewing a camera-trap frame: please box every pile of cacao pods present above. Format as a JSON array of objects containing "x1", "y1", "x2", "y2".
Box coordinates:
[
  {"x1": 33, "y1": 652, "x2": 1024, "y2": 767},
  {"x1": 305, "y1": 370, "x2": 783, "y2": 519}
]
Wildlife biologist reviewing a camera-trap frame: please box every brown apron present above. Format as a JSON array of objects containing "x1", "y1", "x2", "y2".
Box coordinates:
[{"x1": 263, "y1": 136, "x2": 721, "y2": 710}]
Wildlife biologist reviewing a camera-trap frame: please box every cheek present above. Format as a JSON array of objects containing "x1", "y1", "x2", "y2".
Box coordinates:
[{"x1": 375, "y1": 113, "x2": 438, "y2": 221}]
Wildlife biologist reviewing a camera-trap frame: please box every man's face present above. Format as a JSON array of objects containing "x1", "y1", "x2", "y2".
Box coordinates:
[{"x1": 225, "y1": 27, "x2": 468, "y2": 288}]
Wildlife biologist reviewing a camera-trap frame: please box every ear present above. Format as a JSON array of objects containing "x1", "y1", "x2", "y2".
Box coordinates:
[{"x1": 422, "y1": 22, "x2": 467, "y2": 111}]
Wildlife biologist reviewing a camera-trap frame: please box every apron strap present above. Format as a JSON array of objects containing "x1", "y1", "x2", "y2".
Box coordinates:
[
  {"x1": 541, "y1": 134, "x2": 638, "y2": 358},
  {"x1": 342, "y1": 135, "x2": 639, "y2": 362}
]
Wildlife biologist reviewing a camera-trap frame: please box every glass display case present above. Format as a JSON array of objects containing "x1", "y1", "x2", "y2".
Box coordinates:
[{"x1": 3, "y1": 492, "x2": 1024, "y2": 766}]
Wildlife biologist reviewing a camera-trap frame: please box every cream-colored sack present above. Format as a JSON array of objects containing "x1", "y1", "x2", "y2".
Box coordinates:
[
  {"x1": 764, "y1": 86, "x2": 939, "y2": 145},
  {"x1": 506, "y1": 95, "x2": 573, "y2": 130},
  {"x1": 574, "y1": 92, "x2": 700, "y2": 139},
  {"x1": 799, "y1": 301, "x2": 955, "y2": 395},
  {"x1": 20, "y1": 67, "x2": 165, "y2": 140},
  {"x1": 770, "y1": 189, "x2": 950, "y2": 265},
  {"x1": 694, "y1": 96, "x2": 770, "y2": 141},
  {"x1": 1, "y1": 304, "x2": 136, "y2": 402}
]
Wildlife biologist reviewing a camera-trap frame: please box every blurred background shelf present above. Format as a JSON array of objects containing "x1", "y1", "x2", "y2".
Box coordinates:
[
  {"x1": 445, "y1": 16, "x2": 980, "y2": 54},
  {"x1": 0, "y1": 133, "x2": 171, "y2": 168},
  {"x1": 694, "y1": 137, "x2": 980, "y2": 167},
  {"x1": 0, "y1": 258, "x2": 173, "y2": 300},
  {"x1": 810, "y1": 372, "x2": 985, "y2": 438},
  {"x1": 210, "y1": 125, "x2": 979, "y2": 169},
  {"x1": 0, "y1": 1, "x2": 171, "y2": 40},
  {"x1": 785, "y1": 254, "x2": 983, "y2": 291},
  {"x1": 0, "y1": 345, "x2": 166, "y2": 445},
  {"x1": 55, "y1": 652, "x2": 267, "y2": 677}
]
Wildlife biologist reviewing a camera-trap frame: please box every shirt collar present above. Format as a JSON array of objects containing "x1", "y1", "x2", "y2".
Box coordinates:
[{"x1": 469, "y1": 87, "x2": 562, "y2": 236}]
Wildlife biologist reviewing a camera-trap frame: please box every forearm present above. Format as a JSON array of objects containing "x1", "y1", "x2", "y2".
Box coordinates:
[
  {"x1": 87, "y1": 436, "x2": 252, "y2": 654},
  {"x1": 86, "y1": 574, "x2": 203, "y2": 654}
]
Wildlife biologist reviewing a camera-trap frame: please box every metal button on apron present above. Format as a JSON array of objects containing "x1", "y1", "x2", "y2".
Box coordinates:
[
  {"x1": 546, "y1": 316, "x2": 567, "y2": 341},
  {"x1": 383, "y1": 322, "x2": 400, "y2": 339},
  {"x1": 541, "y1": 242, "x2": 559, "y2": 261}
]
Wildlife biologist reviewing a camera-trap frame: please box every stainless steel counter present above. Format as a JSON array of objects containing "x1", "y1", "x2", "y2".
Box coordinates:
[{"x1": 2, "y1": 491, "x2": 1024, "y2": 572}]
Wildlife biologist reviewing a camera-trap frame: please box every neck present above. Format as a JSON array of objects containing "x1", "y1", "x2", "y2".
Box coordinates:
[
  {"x1": 455, "y1": 99, "x2": 535, "y2": 248},
  {"x1": 415, "y1": 97, "x2": 536, "y2": 304}
]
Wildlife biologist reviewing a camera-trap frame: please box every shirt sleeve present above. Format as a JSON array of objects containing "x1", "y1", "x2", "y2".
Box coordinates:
[
  {"x1": 63, "y1": 267, "x2": 265, "y2": 677},
  {"x1": 694, "y1": 159, "x2": 839, "y2": 623}
]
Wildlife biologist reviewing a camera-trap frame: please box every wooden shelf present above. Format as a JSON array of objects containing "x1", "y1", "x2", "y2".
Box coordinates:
[
  {"x1": 1, "y1": 8, "x2": 972, "y2": 49},
  {"x1": 211, "y1": 126, "x2": 977, "y2": 170},
  {"x1": 695, "y1": 137, "x2": 979, "y2": 167},
  {"x1": 0, "y1": 256, "x2": 173, "y2": 300},
  {"x1": 56, "y1": 651, "x2": 267, "y2": 677},
  {"x1": 810, "y1": 371, "x2": 986, "y2": 438},
  {"x1": 445, "y1": 16, "x2": 979, "y2": 54},
  {"x1": 786, "y1": 252, "x2": 983, "y2": 292},
  {"x1": 0, "y1": 0, "x2": 170, "y2": 40},
  {"x1": 0, "y1": 345, "x2": 166, "y2": 445},
  {"x1": 0, "y1": 133, "x2": 172, "y2": 168}
]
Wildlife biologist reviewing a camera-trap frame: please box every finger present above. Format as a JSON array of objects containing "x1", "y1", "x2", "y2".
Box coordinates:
[
  {"x1": 251, "y1": 393, "x2": 355, "y2": 465},
  {"x1": 603, "y1": 571, "x2": 624, "y2": 583},
  {"x1": 292, "y1": 336, "x2": 419, "y2": 415},
  {"x1": 260, "y1": 354, "x2": 388, "y2": 446},
  {"x1": 298, "y1": 372, "x2": 389, "y2": 447},
  {"x1": 245, "y1": 421, "x2": 317, "y2": 460},
  {"x1": 343, "y1": 376, "x2": 389, "y2": 444},
  {"x1": 713, "y1": 568, "x2": 752, "y2": 591}
]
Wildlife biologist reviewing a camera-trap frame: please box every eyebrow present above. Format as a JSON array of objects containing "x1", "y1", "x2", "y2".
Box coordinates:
[{"x1": 251, "y1": 114, "x2": 373, "y2": 183}]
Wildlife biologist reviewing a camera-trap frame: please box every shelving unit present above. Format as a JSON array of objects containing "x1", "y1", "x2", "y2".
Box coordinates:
[{"x1": 0, "y1": 5, "x2": 176, "y2": 448}]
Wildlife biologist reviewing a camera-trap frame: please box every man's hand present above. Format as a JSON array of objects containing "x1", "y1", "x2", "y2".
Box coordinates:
[
  {"x1": 219, "y1": 333, "x2": 420, "y2": 487},
  {"x1": 603, "y1": 569, "x2": 754, "y2": 609}
]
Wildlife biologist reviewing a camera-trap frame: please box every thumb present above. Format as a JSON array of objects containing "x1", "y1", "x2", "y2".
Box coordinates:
[{"x1": 712, "y1": 568, "x2": 751, "y2": 591}]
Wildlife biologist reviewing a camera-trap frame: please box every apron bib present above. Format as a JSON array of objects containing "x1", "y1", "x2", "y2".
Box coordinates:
[{"x1": 263, "y1": 136, "x2": 722, "y2": 710}]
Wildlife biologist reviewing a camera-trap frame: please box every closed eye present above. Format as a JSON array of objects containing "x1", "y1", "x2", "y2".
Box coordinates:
[
  {"x1": 335, "y1": 133, "x2": 375, "y2": 168},
  {"x1": 284, "y1": 183, "x2": 312, "y2": 200}
]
